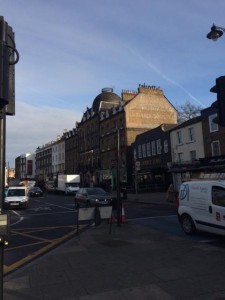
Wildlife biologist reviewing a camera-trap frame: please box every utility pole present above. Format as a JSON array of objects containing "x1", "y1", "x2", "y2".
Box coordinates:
[
  {"x1": 116, "y1": 128, "x2": 121, "y2": 226},
  {"x1": 134, "y1": 160, "x2": 138, "y2": 200},
  {"x1": 0, "y1": 16, "x2": 19, "y2": 299}
]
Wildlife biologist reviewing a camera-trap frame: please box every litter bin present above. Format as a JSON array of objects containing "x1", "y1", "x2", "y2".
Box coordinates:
[{"x1": 121, "y1": 188, "x2": 127, "y2": 200}]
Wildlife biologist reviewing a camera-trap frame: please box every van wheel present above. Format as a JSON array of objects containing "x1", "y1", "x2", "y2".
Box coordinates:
[{"x1": 181, "y1": 214, "x2": 196, "y2": 235}]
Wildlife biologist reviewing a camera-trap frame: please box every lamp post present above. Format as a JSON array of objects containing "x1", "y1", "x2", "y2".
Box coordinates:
[
  {"x1": 206, "y1": 24, "x2": 225, "y2": 126},
  {"x1": 207, "y1": 24, "x2": 225, "y2": 41}
]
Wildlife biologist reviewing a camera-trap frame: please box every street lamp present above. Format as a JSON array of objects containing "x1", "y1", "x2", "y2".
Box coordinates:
[{"x1": 207, "y1": 24, "x2": 225, "y2": 41}]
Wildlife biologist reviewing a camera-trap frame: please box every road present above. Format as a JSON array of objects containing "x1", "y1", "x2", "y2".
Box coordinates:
[
  {"x1": 4, "y1": 193, "x2": 79, "y2": 275},
  {"x1": 3, "y1": 194, "x2": 225, "y2": 275},
  {"x1": 128, "y1": 202, "x2": 225, "y2": 248}
]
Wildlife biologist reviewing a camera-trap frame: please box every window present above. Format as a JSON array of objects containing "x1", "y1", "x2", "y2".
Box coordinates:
[
  {"x1": 8, "y1": 189, "x2": 25, "y2": 197},
  {"x1": 133, "y1": 149, "x2": 137, "y2": 161},
  {"x1": 138, "y1": 145, "x2": 142, "y2": 159},
  {"x1": 151, "y1": 141, "x2": 156, "y2": 155},
  {"x1": 178, "y1": 153, "x2": 183, "y2": 163},
  {"x1": 156, "y1": 139, "x2": 161, "y2": 154},
  {"x1": 164, "y1": 140, "x2": 168, "y2": 153},
  {"x1": 177, "y1": 131, "x2": 182, "y2": 144},
  {"x1": 190, "y1": 150, "x2": 196, "y2": 162},
  {"x1": 212, "y1": 186, "x2": 225, "y2": 207},
  {"x1": 211, "y1": 140, "x2": 221, "y2": 156},
  {"x1": 209, "y1": 114, "x2": 219, "y2": 132},
  {"x1": 188, "y1": 127, "x2": 194, "y2": 142},
  {"x1": 142, "y1": 144, "x2": 146, "y2": 158},
  {"x1": 147, "y1": 142, "x2": 151, "y2": 157}
]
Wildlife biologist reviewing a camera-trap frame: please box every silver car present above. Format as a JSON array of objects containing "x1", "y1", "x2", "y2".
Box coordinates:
[
  {"x1": 4, "y1": 186, "x2": 29, "y2": 209},
  {"x1": 75, "y1": 187, "x2": 113, "y2": 207}
]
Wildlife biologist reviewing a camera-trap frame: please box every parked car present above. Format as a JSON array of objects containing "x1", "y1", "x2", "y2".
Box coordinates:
[
  {"x1": 75, "y1": 187, "x2": 113, "y2": 207},
  {"x1": 178, "y1": 180, "x2": 225, "y2": 236},
  {"x1": 4, "y1": 186, "x2": 29, "y2": 209},
  {"x1": 28, "y1": 187, "x2": 43, "y2": 197}
]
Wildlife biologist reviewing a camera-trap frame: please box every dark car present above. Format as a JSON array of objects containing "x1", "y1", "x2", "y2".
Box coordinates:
[
  {"x1": 75, "y1": 187, "x2": 113, "y2": 207},
  {"x1": 28, "y1": 187, "x2": 43, "y2": 197}
]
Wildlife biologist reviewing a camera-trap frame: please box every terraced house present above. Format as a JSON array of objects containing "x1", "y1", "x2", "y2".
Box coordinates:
[
  {"x1": 64, "y1": 84, "x2": 177, "y2": 188},
  {"x1": 16, "y1": 84, "x2": 178, "y2": 189}
]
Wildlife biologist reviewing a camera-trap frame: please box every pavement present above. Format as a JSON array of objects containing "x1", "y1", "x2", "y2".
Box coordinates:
[{"x1": 3, "y1": 192, "x2": 225, "y2": 299}]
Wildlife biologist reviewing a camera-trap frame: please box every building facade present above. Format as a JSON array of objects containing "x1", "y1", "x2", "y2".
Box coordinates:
[
  {"x1": 15, "y1": 153, "x2": 35, "y2": 181},
  {"x1": 15, "y1": 84, "x2": 178, "y2": 190},
  {"x1": 35, "y1": 143, "x2": 53, "y2": 182},
  {"x1": 52, "y1": 135, "x2": 66, "y2": 178},
  {"x1": 132, "y1": 124, "x2": 177, "y2": 192},
  {"x1": 169, "y1": 116, "x2": 205, "y2": 191},
  {"x1": 65, "y1": 127, "x2": 79, "y2": 175},
  {"x1": 74, "y1": 85, "x2": 177, "y2": 189}
]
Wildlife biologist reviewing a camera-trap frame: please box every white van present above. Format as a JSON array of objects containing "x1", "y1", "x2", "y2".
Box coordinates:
[
  {"x1": 4, "y1": 186, "x2": 29, "y2": 209},
  {"x1": 178, "y1": 180, "x2": 225, "y2": 236}
]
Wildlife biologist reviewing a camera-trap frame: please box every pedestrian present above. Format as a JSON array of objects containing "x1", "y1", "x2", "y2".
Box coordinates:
[{"x1": 166, "y1": 184, "x2": 175, "y2": 203}]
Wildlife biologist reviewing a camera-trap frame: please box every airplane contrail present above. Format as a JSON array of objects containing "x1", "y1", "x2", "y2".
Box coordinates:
[{"x1": 125, "y1": 45, "x2": 206, "y2": 108}]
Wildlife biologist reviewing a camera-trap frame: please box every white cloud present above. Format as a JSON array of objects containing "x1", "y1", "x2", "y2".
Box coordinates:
[{"x1": 6, "y1": 101, "x2": 82, "y2": 167}]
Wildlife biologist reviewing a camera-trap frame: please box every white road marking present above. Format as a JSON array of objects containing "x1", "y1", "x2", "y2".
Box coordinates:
[
  {"x1": 17, "y1": 210, "x2": 76, "y2": 217},
  {"x1": 33, "y1": 199, "x2": 75, "y2": 211},
  {"x1": 29, "y1": 207, "x2": 52, "y2": 212},
  {"x1": 128, "y1": 214, "x2": 177, "y2": 221},
  {"x1": 10, "y1": 210, "x2": 24, "y2": 226}
]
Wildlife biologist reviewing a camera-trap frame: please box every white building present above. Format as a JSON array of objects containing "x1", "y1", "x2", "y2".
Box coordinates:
[
  {"x1": 170, "y1": 116, "x2": 205, "y2": 191},
  {"x1": 52, "y1": 135, "x2": 65, "y2": 177}
]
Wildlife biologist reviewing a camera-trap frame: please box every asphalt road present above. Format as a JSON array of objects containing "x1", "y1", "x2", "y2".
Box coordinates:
[
  {"x1": 4, "y1": 193, "x2": 80, "y2": 275},
  {"x1": 3, "y1": 194, "x2": 225, "y2": 276}
]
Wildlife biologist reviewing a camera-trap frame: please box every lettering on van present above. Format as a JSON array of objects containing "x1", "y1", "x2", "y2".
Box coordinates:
[{"x1": 191, "y1": 185, "x2": 207, "y2": 193}]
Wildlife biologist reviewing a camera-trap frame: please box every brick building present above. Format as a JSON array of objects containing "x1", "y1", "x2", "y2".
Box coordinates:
[{"x1": 68, "y1": 84, "x2": 177, "y2": 188}]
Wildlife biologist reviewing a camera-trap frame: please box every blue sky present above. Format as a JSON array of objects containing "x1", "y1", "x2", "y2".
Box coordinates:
[{"x1": 2, "y1": 0, "x2": 225, "y2": 167}]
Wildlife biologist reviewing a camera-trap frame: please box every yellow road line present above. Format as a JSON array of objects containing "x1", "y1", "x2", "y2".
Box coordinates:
[
  {"x1": 11, "y1": 225, "x2": 76, "y2": 232},
  {"x1": 4, "y1": 224, "x2": 87, "y2": 274},
  {"x1": 10, "y1": 225, "x2": 77, "y2": 243},
  {"x1": 10, "y1": 230, "x2": 51, "y2": 243},
  {"x1": 5, "y1": 240, "x2": 51, "y2": 251}
]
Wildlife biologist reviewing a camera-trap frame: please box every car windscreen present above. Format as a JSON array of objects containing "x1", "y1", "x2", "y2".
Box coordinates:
[
  {"x1": 7, "y1": 189, "x2": 26, "y2": 197},
  {"x1": 87, "y1": 188, "x2": 106, "y2": 196},
  {"x1": 32, "y1": 188, "x2": 41, "y2": 191},
  {"x1": 67, "y1": 183, "x2": 79, "y2": 187}
]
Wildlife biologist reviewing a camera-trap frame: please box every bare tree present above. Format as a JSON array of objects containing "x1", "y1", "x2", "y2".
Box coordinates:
[{"x1": 177, "y1": 101, "x2": 202, "y2": 124}]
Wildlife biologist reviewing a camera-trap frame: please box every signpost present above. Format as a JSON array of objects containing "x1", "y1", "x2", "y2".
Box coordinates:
[{"x1": 0, "y1": 16, "x2": 19, "y2": 299}]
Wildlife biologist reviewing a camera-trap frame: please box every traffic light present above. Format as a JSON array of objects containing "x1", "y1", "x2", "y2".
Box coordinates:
[
  {"x1": 210, "y1": 76, "x2": 225, "y2": 126},
  {"x1": 6, "y1": 25, "x2": 15, "y2": 115},
  {"x1": 0, "y1": 16, "x2": 18, "y2": 115},
  {"x1": 0, "y1": 16, "x2": 9, "y2": 109}
]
